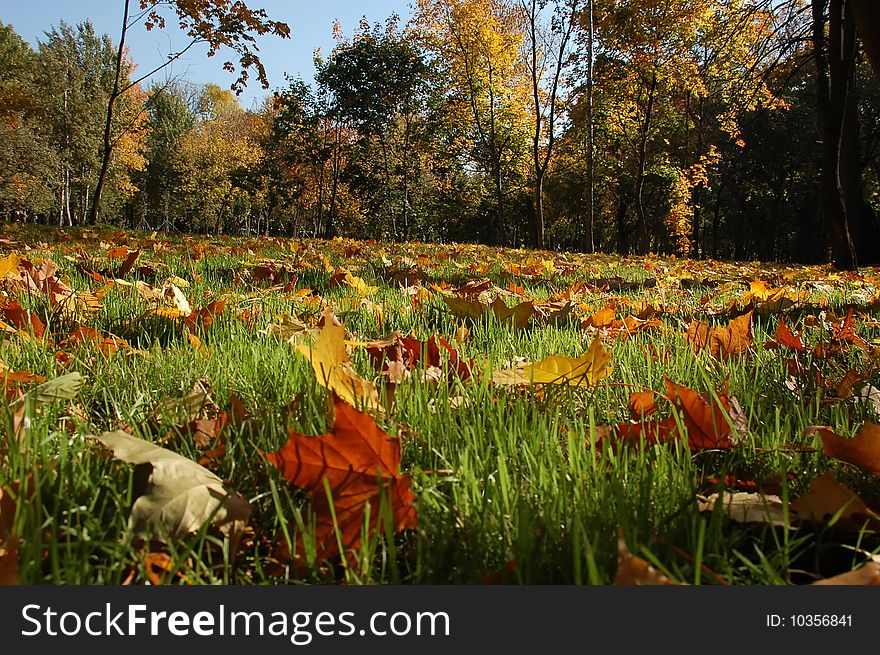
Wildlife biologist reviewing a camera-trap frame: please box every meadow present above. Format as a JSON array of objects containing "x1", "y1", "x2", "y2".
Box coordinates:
[{"x1": 2, "y1": 223, "x2": 880, "y2": 585}]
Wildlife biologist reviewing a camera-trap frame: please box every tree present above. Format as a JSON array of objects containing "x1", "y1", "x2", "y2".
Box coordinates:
[
  {"x1": 317, "y1": 18, "x2": 433, "y2": 240},
  {"x1": 521, "y1": 0, "x2": 582, "y2": 250},
  {"x1": 36, "y1": 21, "x2": 147, "y2": 225},
  {"x1": 416, "y1": 0, "x2": 531, "y2": 244},
  {"x1": 141, "y1": 83, "x2": 195, "y2": 230},
  {"x1": 811, "y1": 0, "x2": 878, "y2": 268},
  {"x1": 0, "y1": 22, "x2": 58, "y2": 220},
  {"x1": 87, "y1": 0, "x2": 290, "y2": 225},
  {"x1": 175, "y1": 84, "x2": 262, "y2": 235}
]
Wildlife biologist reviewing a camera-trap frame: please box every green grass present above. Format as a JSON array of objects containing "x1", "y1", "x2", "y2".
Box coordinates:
[{"x1": 2, "y1": 223, "x2": 880, "y2": 585}]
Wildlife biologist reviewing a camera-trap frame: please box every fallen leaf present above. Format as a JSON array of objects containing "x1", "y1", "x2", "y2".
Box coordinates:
[
  {"x1": 0, "y1": 484, "x2": 18, "y2": 585},
  {"x1": 614, "y1": 532, "x2": 679, "y2": 585},
  {"x1": 698, "y1": 492, "x2": 790, "y2": 527},
  {"x1": 686, "y1": 312, "x2": 753, "y2": 359},
  {"x1": 666, "y1": 380, "x2": 735, "y2": 450},
  {"x1": 0, "y1": 253, "x2": 20, "y2": 279},
  {"x1": 613, "y1": 380, "x2": 735, "y2": 451},
  {"x1": 343, "y1": 270, "x2": 378, "y2": 296},
  {"x1": 118, "y1": 249, "x2": 140, "y2": 277},
  {"x1": 493, "y1": 337, "x2": 611, "y2": 387},
  {"x1": 812, "y1": 562, "x2": 880, "y2": 585},
  {"x1": 29, "y1": 372, "x2": 84, "y2": 405},
  {"x1": 790, "y1": 474, "x2": 880, "y2": 529},
  {"x1": 816, "y1": 423, "x2": 880, "y2": 475},
  {"x1": 93, "y1": 430, "x2": 251, "y2": 544},
  {"x1": 296, "y1": 308, "x2": 381, "y2": 412},
  {"x1": 628, "y1": 391, "x2": 657, "y2": 419},
  {"x1": 264, "y1": 313, "x2": 317, "y2": 343},
  {"x1": 583, "y1": 306, "x2": 616, "y2": 329},
  {"x1": 443, "y1": 296, "x2": 488, "y2": 321},
  {"x1": 0, "y1": 301, "x2": 45, "y2": 339},
  {"x1": 263, "y1": 395, "x2": 417, "y2": 566},
  {"x1": 766, "y1": 319, "x2": 807, "y2": 352},
  {"x1": 490, "y1": 297, "x2": 534, "y2": 330}
]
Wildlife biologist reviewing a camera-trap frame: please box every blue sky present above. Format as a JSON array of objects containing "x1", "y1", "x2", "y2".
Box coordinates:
[{"x1": 2, "y1": 1, "x2": 413, "y2": 108}]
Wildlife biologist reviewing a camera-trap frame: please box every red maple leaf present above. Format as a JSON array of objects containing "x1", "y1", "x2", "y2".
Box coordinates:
[{"x1": 263, "y1": 395, "x2": 417, "y2": 567}]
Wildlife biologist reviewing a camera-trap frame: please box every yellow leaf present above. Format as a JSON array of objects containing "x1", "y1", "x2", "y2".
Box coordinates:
[
  {"x1": 186, "y1": 329, "x2": 208, "y2": 355},
  {"x1": 0, "y1": 254, "x2": 19, "y2": 279},
  {"x1": 295, "y1": 308, "x2": 381, "y2": 412},
  {"x1": 585, "y1": 306, "x2": 616, "y2": 329},
  {"x1": 153, "y1": 307, "x2": 189, "y2": 320},
  {"x1": 490, "y1": 298, "x2": 534, "y2": 330},
  {"x1": 493, "y1": 337, "x2": 611, "y2": 387},
  {"x1": 344, "y1": 271, "x2": 378, "y2": 296},
  {"x1": 443, "y1": 296, "x2": 488, "y2": 321}
]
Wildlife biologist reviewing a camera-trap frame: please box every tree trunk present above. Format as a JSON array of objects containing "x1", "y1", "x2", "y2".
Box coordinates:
[
  {"x1": 812, "y1": 0, "x2": 858, "y2": 269},
  {"x1": 534, "y1": 175, "x2": 545, "y2": 250},
  {"x1": 615, "y1": 189, "x2": 628, "y2": 254},
  {"x1": 88, "y1": 0, "x2": 130, "y2": 226},
  {"x1": 635, "y1": 72, "x2": 657, "y2": 254},
  {"x1": 493, "y1": 161, "x2": 507, "y2": 245},
  {"x1": 710, "y1": 183, "x2": 724, "y2": 258},
  {"x1": 325, "y1": 124, "x2": 341, "y2": 239},
  {"x1": 851, "y1": 0, "x2": 880, "y2": 77},
  {"x1": 583, "y1": 0, "x2": 595, "y2": 254}
]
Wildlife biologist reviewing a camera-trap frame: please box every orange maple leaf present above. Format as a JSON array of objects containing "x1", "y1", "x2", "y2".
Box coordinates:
[
  {"x1": 765, "y1": 318, "x2": 807, "y2": 352},
  {"x1": 686, "y1": 311, "x2": 753, "y2": 359},
  {"x1": 614, "y1": 380, "x2": 735, "y2": 451},
  {"x1": 816, "y1": 423, "x2": 880, "y2": 475},
  {"x1": 263, "y1": 395, "x2": 417, "y2": 567}
]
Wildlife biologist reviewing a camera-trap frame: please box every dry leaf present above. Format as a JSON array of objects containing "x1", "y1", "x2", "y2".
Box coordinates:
[
  {"x1": 698, "y1": 492, "x2": 790, "y2": 527},
  {"x1": 94, "y1": 430, "x2": 251, "y2": 544},
  {"x1": 790, "y1": 474, "x2": 880, "y2": 528},
  {"x1": 817, "y1": 423, "x2": 880, "y2": 475},
  {"x1": 614, "y1": 532, "x2": 679, "y2": 585},
  {"x1": 296, "y1": 308, "x2": 381, "y2": 412},
  {"x1": 686, "y1": 312, "x2": 753, "y2": 359},
  {"x1": 263, "y1": 395, "x2": 417, "y2": 566},
  {"x1": 490, "y1": 297, "x2": 534, "y2": 330},
  {"x1": 493, "y1": 336, "x2": 611, "y2": 387},
  {"x1": 812, "y1": 562, "x2": 880, "y2": 585}
]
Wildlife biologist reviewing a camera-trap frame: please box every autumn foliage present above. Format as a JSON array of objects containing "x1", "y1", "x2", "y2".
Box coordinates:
[
  {"x1": 2, "y1": 223, "x2": 880, "y2": 586},
  {"x1": 263, "y1": 395, "x2": 418, "y2": 567}
]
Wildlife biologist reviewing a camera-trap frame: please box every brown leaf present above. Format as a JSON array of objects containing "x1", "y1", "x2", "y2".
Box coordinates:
[
  {"x1": 94, "y1": 430, "x2": 251, "y2": 544},
  {"x1": 685, "y1": 320, "x2": 710, "y2": 352},
  {"x1": 665, "y1": 380, "x2": 734, "y2": 450},
  {"x1": 812, "y1": 562, "x2": 880, "y2": 585},
  {"x1": 614, "y1": 532, "x2": 679, "y2": 585},
  {"x1": 1, "y1": 301, "x2": 44, "y2": 339},
  {"x1": 64, "y1": 325, "x2": 130, "y2": 355},
  {"x1": 766, "y1": 319, "x2": 806, "y2": 352},
  {"x1": 614, "y1": 381, "x2": 734, "y2": 452},
  {"x1": 817, "y1": 423, "x2": 880, "y2": 475},
  {"x1": 185, "y1": 300, "x2": 226, "y2": 331},
  {"x1": 0, "y1": 484, "x2": 18, "y2": 585},
  {"x1": 584, "y1": 305, "x2": 616, "y2": 329},
  {"x1": 698, "y1": 492, "x2": 789, "y2": 527},
  {"x1": 709, "y1": 311, "x2": 753, "y2": 359},
  {"x1": 686, "y1": 312, "x2": 753, "y2": 359},
  {"x1": 790, "y1": 474, "x2": 880, "y2": 529},
  {"x1": 443, "y1": 296, "x2": 488, "y2": 321},
  {"x1": 490, "y1": 297, "x2": 534, "y2": 330},
  {"x1": 262, "y1": 395, "x2": 417, "y2": 567},
  {"x1": 118, "y1": 249, "x2": 140, "y2": 277},
  {"x1": 628, "y1": 391, "x2": 657, "y2": 419}
]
